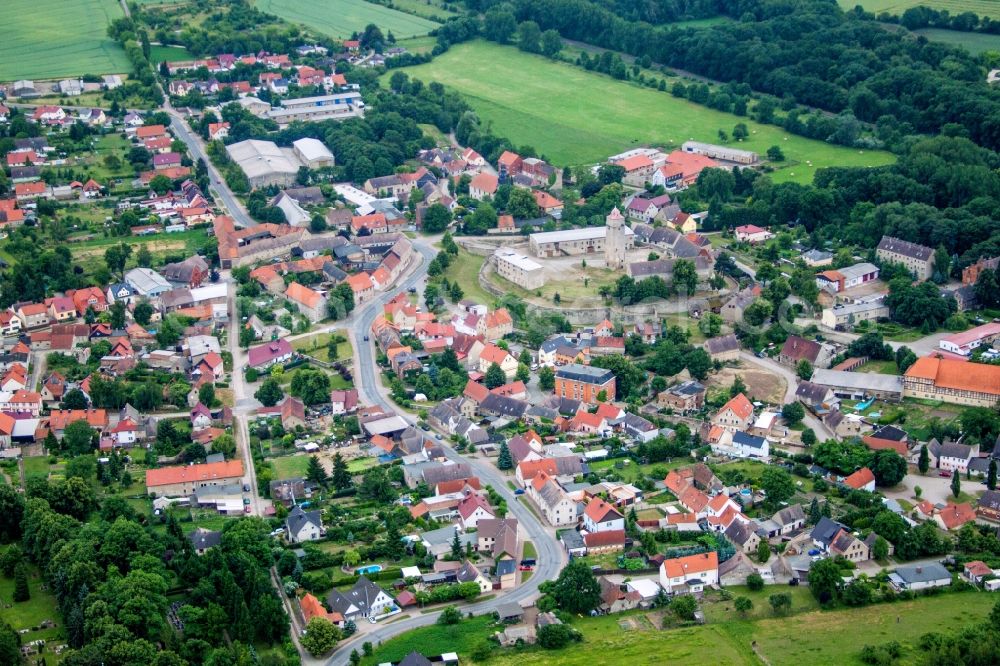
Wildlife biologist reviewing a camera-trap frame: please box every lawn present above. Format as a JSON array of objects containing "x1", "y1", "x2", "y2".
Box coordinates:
[
  {"x1": 255, "y1": 0, "x2": 440, "y2": 39},
  {"x1": 150, "y1": 45, "x2": 194, "y2": 63},
  {"x1": 442, "y1": 248, "x2": 494, "y2": 306},
  {"x1": 271, "y1": 454, "x2": 310, "y2": 480},
  {"x1": 0, "y1": 557, "x2": 66, "y2": 665},
  {"x1": 856, "y1": 359, "x2": 899, "y2": 375},
  {"x1": 23, "y1": 456, "x2": 51, "y2": 481},
  {"x1": 0, "y1": 0, "x2": 131, "y2": 81},
  {"x1": 838, "y1": 0, "x2": 1000, "y2": 20},
  {"x1": 383, "y1": 0, "x2": 462, "y2": 22},
  {"x1": 914, "y1": 28, "x2": 1000, "y2": 54},
  {"x1": 291, "y1": 331, "x2": 349, "y2": 362},
  {"x1": 67, "y1": 228, "x2": 212, "y2": 273},
  {"x1": 361, "y1": 615, "x2": 496, "y2": 665},
  {"x1": 390, "y1": 41, "x2": 896, "y2": 183}
]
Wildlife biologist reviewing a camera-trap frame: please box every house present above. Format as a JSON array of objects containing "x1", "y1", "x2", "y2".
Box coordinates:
[
  {"x1": 937, "y1": 441, "x2": 977, "y2": 473},
  {"x1": 478, "y1": 344, "x2": 518, "y2": 379},
  {"x1": 778, "y1": 335, "x2": 826, "y2": 369},
  {"x1": 286, "y1": 505, "x2": 324, "y2": 543},
  {"x1": 933, "y1": 503, "x2": 976, "y2": 531},
  {"x1": 285, "y1": 282, "x2": 327, "y2": 323},
  {"x1": 457, "y1": 493, "x2": 495, "y2": 530},
  {"x1": 582, "y1": 497, "x2": 624, "y2": 533},
  {"x1": 325, "y1": 576, "x2": 396, "y2": 621},
  {"x1": 888, "y1": 563, "x2": 951, "y2": 591},
  {"x1": 734, "y1": 225, "x2": 773, "y2": 244},
  {"x1": 125, "y1": 267, "x2": 172, "y2": 297},
  {"x1": 190, "y1": 403, "x2": 213, "y2": 430},
  {"x1": 598, "y1": 576, "x2": 643, "y2": 613},
  {"x1": 469, "y1": 173, "x2": 499, "y2": 200},
  {"x1": 876, "y1": 236, "x2": 935, "y2": 281},
  {"x1": 554, "y1": 364, "x2": 616, "y2": 404},
  {"x1": 456, "y1": 560, "x2": 493, "y2": 594},
  {"x1": 704, "y1": 333, "x2": 740, "y2": 362},
  {"x1": 658, "y1": 380, "x2": 706, "y2": 413},
  {"x1": 712, "y1": 393, "x2": 754, "y2": 432},
  {"x1": 963, "y1": 560, "x2": 994, "y2": 586},
  {"x1": 477, "y1": 517, "x2": 519, "y2": 562},
  {"x1": 145, "y1": 460, "x2": 244, "y2": 497},
  {"x1": 527, "y1": 471, "x2": 577, "y2": 526},
  {"x1": 713, "y1": 430, "x2": 770, "y2": 460},
  {"x1": 724, "y1": 520, "x2": 761, "y2": 554},
  {"x1": 843, "y1": 467, "x2": 876, "y2": 492},
  {"x1": 188, "y1": 528, "x2": 222, "y2": 556},
  {"x1": 247, "y1": 339, "x2": 294, "y2": 370},
  {"x1": 330, "y1": 388, "x2": 359, "y2": 415},
  {"x1": 978, "y1": 490, "x2": 1000, "y2": 523},
  {"x1": 659, "y1": 551, "x2": 719, "y2": 595}
]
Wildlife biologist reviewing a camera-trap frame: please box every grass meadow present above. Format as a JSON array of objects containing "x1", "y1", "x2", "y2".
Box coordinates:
[
  {"x1": 255, "y1": 0, "x2": 440, "y2": 38},
  {"x1": 914, "y1": 27, "x2": 1000, "y2": 54},
  {"x1": 392, "y1": 41, "x2": 895, "y2": 183},
  {"x1": 0, "y1": 0, "x2": 130, "y2": 81},
  {"x1": 839, "y1": 0, "x2": 1000, "y2": 19}
]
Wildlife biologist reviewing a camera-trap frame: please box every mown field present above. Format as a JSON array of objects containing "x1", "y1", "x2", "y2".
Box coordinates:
[
  {"x1": 255, "y1": 0, "x2": 440, "y2": 38},
  {"x1": 914, "y1": 27, "x2": 1000, "y2": 54},
  {"x1": 150, "y1": 45, "x2": 195, "y2": 63},
  {"x1": 839, "y1": 0, "x2": 1000, "y2": 19},
  {"x1": 0, "y1": 0, "x2": 131, "y2": 81},
  {"x1": 392, "y1": 41, "x2": 895, "y2": 183},
  {"x1": 364, "y1": 591, "x2": 997, "y2": 666}
]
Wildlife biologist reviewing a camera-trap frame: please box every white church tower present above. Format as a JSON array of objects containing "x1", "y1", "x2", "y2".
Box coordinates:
[{"x1": 605, "y1": 207, "x2": 627, "y2": 270}]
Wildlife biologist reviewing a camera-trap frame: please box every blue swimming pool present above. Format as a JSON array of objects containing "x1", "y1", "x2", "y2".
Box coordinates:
[{"x1": 355, "y1": 565, "x2": 383, "y2": 575}]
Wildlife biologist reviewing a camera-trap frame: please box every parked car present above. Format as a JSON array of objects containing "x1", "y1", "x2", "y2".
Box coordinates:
[{"x1": 939, "y1": 470, "x2": 952, "y2": 477}]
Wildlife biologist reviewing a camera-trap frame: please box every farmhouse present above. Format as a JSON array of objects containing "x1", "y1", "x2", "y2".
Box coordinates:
[{"x1": 903, "y1": 356, "x2": 1000, "y2": 407}]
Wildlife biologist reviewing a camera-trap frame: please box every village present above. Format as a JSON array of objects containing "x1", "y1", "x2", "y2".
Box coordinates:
[{"x1": 2, "y1": 3, "x2": 1000, "y2": 665}]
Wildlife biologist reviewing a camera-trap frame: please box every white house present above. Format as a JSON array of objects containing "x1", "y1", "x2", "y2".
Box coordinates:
[
  {"x1": 659, "y1": 552, "x2": 719, "y2": 595},
  {"x1": 582, "y1": 498, "x2": 625, "y2": 533},
  {"x1": 888, "y1": 563, "x2": 952, "y2": 592},
  {"x1": 286, "y1": 505, "x2": 324, "y2": 543},
  {"x1": 457, "y1": 494, "x2": 495, "y2": 530},
  {"x1": 712, "y1": 430, "x2": 770, "y2": 460}
]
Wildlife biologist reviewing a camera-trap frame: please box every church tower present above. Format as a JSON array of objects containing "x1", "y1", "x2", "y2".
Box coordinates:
[{"x1": 605, "y1": 207, "x2": 627, "y2": 270}]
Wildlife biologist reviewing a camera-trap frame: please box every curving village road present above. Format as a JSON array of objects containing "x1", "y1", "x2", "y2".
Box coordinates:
[{"x1": 322, "y1": 238, "x2": 566, "y2": 665}]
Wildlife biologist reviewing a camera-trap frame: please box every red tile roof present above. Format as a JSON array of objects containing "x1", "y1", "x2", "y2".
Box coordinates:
[{"x1": 146, "y1": 460, "x2": 244, "y2": 488}]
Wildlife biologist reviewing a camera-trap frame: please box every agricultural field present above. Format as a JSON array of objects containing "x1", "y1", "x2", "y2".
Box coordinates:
[
  {"x1": 914, "y1": 27, "x2": 1000, "y2": 54},
  {"x1": 838, "y1": 0, "x2": 1000, "y2": 20},
  {"x1": 254, "y1": 0, "x2": 440, "y2": 39},
  {"x1": 392, "y1": 41, "x2": 896, "y2": 183},
  {"x1": 0, "y1": 0, "x2": 130, "y2": 81}
]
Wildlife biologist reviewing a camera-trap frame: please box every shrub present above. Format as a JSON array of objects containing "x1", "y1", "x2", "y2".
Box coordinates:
[{"x1": 747, "y1": 573, "x2": 764, "y2": 591}]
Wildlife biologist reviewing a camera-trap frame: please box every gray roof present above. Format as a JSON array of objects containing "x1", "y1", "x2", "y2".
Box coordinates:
[
  {"x1": 810, "y1": 369, "x2": 903, "y2": 394},
  {"x1": 286, "y1": 505, "x2": 322, "y2": 532},
  {"x1": 724, "y1": 519, "x2": 757, "y2": 546},
  {"x1": 561, "y1": 529, "x2": 585, "y2": 550},
  {"x1": 479, "y1": 393, "x2": 529, "y2": 418},
  {"x1": 540, "y1": 336, "x2": 570, "y2": 353},
  {"x1": 870, "y1": 425, "x2": 907, "y2": 442},
  {"x1": 938, "y1": 442, "x2": 973, "y2": 460},
  {"x1": 325, "y1": 576, "x2": 394, "y2": 616},
  {"x1": 803, "y1": 249, "x2": 832, "y2": 262},
  {"x1": 774, "y1": 504, "x2": 805, "y2": 527},
  {"x1": 810, "y1": 517, "x2": 845, "y2": 547},
  {"x1": 878, "y1": 236, "x2": 933, "y2": 261},
  {"x1": 705, "y1": 333, "x2": 740, "y2": 355},
  {"x1": 398, "y1": 652, "x2": 433, "y2": 666},
  {"x1": 892, "y1": 562, "x2": 950, "y2": 584},
  {"x1": 796, "y1": 381, "x2": 831, "y2": 404},
  {"x1": 420, "y1": 524, "x2": 477, "y2": 548},
  {"x1": 555, "y1": 363, "x2": 614, "y2": 384},
  {"x1": 188, "y1": 528, "x2": 221, "y2": 550},
  {"x1": 733, "y1": 431, "x2": 767, "y2": 450},
  {"x1": 420, "y1": 462, "x2": 473, "y2": 486}
]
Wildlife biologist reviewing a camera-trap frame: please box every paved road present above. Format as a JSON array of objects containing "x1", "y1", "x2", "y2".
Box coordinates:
[
  {"x1": 739, "y1": 351, "x2": 834, "y2": 441},
  {"x1": 323, "y1": 237, "x2": 566, "y2": 665},
  {"x1": 165, "y1": 108, "x2": 257, "y2": 228}
]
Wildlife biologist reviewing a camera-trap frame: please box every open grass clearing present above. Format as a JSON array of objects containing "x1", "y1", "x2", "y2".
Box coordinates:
[
  {"x1": 391, "y1": 41, "x2": 895, "y2": 183},
  {"x1": 361, "y1": 614, "x2": 496, "y2": 664},
  {"x1": 255, "y1": 0, "x2": 439, "y2": 39},
  {"x1": 381, "y1": 0, "x2": 462, "y2": 22},
  {"x1": 855, "y1": 359, "x2": 899, "y2": 374},
  {"x1": 271, "y1": 454, "x2": 310, "y2": 480},
  {"x1": 0, "y1": 0, "x2": 130, "y2": 81},
  {"x1": 914, "y1": 28, "x2": 1000, "y2": 54},
  {"x1": 150, "y1": 45, "x2": 195, "y2": 63},
  {"x1": 291, "y1": 331, "x2": 350, "y2": 362},
  {"x1": 442, "y1": 247, "x2": 494, "y2": 305}
]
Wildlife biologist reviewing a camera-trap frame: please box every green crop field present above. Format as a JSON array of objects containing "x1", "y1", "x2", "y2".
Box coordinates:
[
  {"x1": 0, "y1": 0, "x2": 131, "y2": 81},
  {"x1": 914, "y1": 27, "x2": 1000, "y2": 54},
  {"x1": 391, "y1": 41, "x2": 895, "y2": 184},
  {"x1": 255, "y1": 0, "x2": 440, "y2": 38},
  {"x1": 839, "y1": 0, "x2": 1000, "y2": 19}
]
